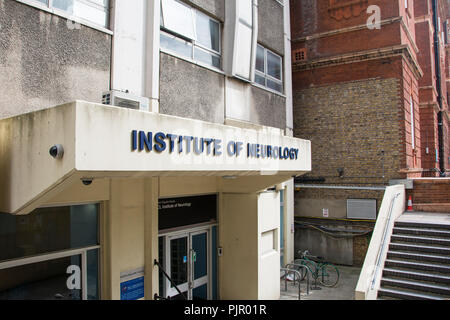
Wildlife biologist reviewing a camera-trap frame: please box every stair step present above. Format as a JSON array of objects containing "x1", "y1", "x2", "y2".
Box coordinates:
[
  {"x1": 381, "y1": 277, "x2": 450, "y2": 296},
  {"x1": 387, "y1": 251, "x2": 450, "y2": 265},
  {"x1": 390, "y1": 234, "x2": 450, "y2": 246},
  {"x1": 393, "y1": 227, "x2": 450, "y2": 239},
  {"x1": 389, "y1": 242, "x2": 450, "y2": 255},
  {"x1": 385, "y1": 259, "x2": 450, "y2": 274},
  {"x1": 383, "y1": 268, "x2": 450, "y2": 285},
  {"x1": 377, "y1": 287, "x2": 446, "y2": 300},
  {"x1": 395, "y1": 221, "x2": 450, "y2": 231}
]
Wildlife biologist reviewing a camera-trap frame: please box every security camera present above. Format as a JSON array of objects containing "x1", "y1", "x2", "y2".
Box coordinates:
[
  {"x1": 81, "y1": 178, "x2": 93, "y2": 186},
  {"x1": 49, "y1": 144, "x2": 64, "y2": 159}
]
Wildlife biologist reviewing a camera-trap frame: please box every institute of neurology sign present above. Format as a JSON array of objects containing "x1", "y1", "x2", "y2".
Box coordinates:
[{"x1": 131, "y1": 130, "x2": 300, "y2": 161}]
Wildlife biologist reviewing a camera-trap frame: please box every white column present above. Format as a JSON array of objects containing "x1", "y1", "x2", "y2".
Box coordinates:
[
  {"x1": 283, "y1": 0, "x2": 293, "y2": 131},
  {"x1": 144, "y1": 0, "x2": 160, "y2": 113},
  {"x1": 110, "y1": 0, "x2": 160, "y2": 113}
]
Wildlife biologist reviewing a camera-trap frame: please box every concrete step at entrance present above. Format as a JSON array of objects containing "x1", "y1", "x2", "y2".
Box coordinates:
[
  {"x1": 377, "y1": 287, "x2": 447, "y2": 300},
  {"x1": 380, "y1": 277, "x2": 450, "y2": 296},
  {"x1": 393, "y1": 227, "x2": 450, "y2": 239},
  {"x1": 395, "y1": 221, "x2": 450, "y2": 231},
  {"x1": 385, "y1": 259, "x2": 450, "y2": 274},
  {"x1": 383, "y1": 267, "x2": 450, "y2": 285},
  {"x1": 389, "y1": 242, "x2": 450, "y2": 256},
  {"x1": 390, "y1": 234, "x2": 450, "y2": 247},
  {"x1": 386, "y1": 250, "x2": 450, "y2": 265}
]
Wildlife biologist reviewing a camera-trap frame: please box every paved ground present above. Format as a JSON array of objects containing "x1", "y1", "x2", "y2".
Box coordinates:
[{"x1": 280, "y1": 265, "x2": 362, "y2": 300}]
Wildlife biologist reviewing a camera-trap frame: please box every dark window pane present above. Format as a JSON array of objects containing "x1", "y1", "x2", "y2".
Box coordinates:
[
  {"x1": 53, "y1": 0, "x2": 109, "y2": 28},
  {"x1": 255, "y1": 73, "x2": 266, "y2": 86},
  {"x1": 0, "y1": 204, "x2": 99, "y2": 262},
  {"x1": 160, "y1": 32, "x2": 193, "y2": 59},
  {"x1": 194, "y1": 47, "x2": 221, "y2": 68},
  {"x1": 52, "y1": 0, "x2": 74, "y2": 12},
  {"x1": 267, "y1": 51, "x2": 281, "y2": 80},
  {"x1": 87, "y1": 249, "x2": 99, "y2": 300},
  {"x1": 170, "y1": 237, "x2": 187, "y2": 287},
  {"x1": 256, "y1": 45, "x2": 265, "y2": 72},
  {"x1": 267, "y1": 79, "x2": 283, "y2": 93},
  {"x1": 196, "y1": 13, "x2": 220, "y2": 52},
  {"x1": 0, "y1": 255, "x2": 82, "y2": 300},
  {"x1": 70, "y1": 204, "x2": 98, "y2": 249}
]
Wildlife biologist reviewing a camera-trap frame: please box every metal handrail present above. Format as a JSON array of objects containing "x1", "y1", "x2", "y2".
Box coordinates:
[
  {"x1": 154, "y1": 259, "x2": 187, "y2": 300},
  {"x1": 285, "y1": 263, "x2": 311, "y2": 295},
  {"x1": 370, "y1": 192, "x2": 401, "y2": 290}
]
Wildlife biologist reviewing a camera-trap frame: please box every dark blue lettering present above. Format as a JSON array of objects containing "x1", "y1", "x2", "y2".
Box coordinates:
[
  {"x1": 178, "y1": 136, "x2": 183, "y2": 153},
  {"x1": 154, "y1": 132, "x2": 166, "y2": 152},
  {"x1": 194, "y1": 137, "x2": 204, "y2": 154},
  {"x1": 167, "y1": 134, "x2": 178, "y2": 153},
  {"x1": 236, "y1": 142, "x2": 243, "y2": 156},
  {"x1": 139, "y1": 131, "x2": 153, "y2": 152},
  {"x1": 131, "y1": 130, "x2": 138, "y2": 151},
  {"x1": 204, "y1": 138, "x2": 213, "y2": 155},
  {"x1": 214, "y1": 139, "x2": 222, "y2": 156},
  {"x1": 184, "y1": 136, "x2": 194, "y2": 153},
  {"x1": 228, "y1": 141, "x2": 236, "y2": 156}
]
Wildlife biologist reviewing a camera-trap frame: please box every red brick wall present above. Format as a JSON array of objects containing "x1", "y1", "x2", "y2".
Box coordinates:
[
  {"x1": 406, "y1": 178, "x2": 450, "y2": 203},
  {"x1": 290, "y1": 0, "x2": 401, "y2": 39},
  {"x1": 419, "y1": 107, "x2": 440, "y2": 173}
]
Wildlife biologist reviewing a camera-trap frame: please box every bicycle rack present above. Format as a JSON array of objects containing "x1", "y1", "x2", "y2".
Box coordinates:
[
  {"x1": 280, "y1": 268, "x2": 303, "y2": 300},
  {"x1": 293, "y1": 259, "x2": 322, "y2": 290},
  {"x1": 284, "y1": 263, "x2": 311, "y2": 296}
]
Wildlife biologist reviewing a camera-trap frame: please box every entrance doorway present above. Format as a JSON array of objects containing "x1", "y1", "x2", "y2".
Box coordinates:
[{"x1": 161, "y1": 228, "x2": 211, "y2": 300}]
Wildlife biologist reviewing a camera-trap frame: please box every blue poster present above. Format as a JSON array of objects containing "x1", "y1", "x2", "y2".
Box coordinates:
[{"x1": 120, "y1": 277, "x2": 144, "y2": 300}]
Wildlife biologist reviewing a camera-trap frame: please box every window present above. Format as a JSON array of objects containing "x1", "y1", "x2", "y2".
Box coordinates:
[
  {"x1": 26, "y1": 0, "x2": 110, "y2": 28},
  {"x1": 0, "y1": 204, "x2": 100, "y2": 300},
  {"x1": 255, "y1": 45, "x2": 283, "y2": 93},
  {"x1": 160, "y1": 0, "x2": 221, "y2": 69}
]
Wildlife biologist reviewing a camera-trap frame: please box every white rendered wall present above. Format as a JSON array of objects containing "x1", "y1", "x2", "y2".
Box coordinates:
[{"x1": 258, "y1": 191, "x2": 281, "y2": 300}]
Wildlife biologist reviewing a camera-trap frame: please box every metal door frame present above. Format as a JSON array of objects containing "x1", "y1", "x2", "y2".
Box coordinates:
[{"x1": 164, "y1": 226, "x2": 211, "y2": 300}]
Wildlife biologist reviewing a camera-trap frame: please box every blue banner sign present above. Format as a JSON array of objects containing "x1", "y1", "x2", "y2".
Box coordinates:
[{"x1": 120, "y1": 276, "x2": 144, "y2": 300}]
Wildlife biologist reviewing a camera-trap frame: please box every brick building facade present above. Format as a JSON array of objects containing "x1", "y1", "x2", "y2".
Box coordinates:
[{"x1": 291, "y1": 0, "x2": 450, "y2": 266}]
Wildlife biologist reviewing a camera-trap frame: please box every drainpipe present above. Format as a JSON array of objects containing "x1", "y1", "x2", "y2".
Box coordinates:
[{"x1": 431, "y1": 0, "x2": 446, "y2": 176}]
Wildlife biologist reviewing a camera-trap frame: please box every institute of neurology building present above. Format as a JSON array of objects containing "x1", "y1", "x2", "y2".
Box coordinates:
[{"x1": 0, "y1": 0, "x2": 311, "y2": 300}]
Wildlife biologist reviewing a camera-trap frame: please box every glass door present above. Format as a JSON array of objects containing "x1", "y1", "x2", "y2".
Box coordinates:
[
  {"x1": 191, "y1": 231, "x2": 208, "y2": 300},
  {"x1": 164, "y1": 229, "x2": 209, "y2": 300},
  {"x1": 166, "y1": 234, "x2": 189, "y2": 299}
]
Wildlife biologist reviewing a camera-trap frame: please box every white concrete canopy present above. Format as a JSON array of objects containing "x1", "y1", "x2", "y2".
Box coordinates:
[{"x1": 0, "y1": 101, "x2": 311, "y2": 214}]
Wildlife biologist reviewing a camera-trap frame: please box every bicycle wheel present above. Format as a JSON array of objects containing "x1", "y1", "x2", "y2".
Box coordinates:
[{"x1": 317, "y1": 263, "x2": 339, "y2": 287}]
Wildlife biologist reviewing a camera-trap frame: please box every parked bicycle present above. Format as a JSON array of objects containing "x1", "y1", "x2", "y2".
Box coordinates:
[{"x1": 293, "y1": 250, "x2": 340, "y2": 287}]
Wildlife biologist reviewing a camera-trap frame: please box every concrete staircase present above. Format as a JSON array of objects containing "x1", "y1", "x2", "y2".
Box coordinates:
[{"x1": 377, "y1": 215, "x2": 450, "y2": 300}]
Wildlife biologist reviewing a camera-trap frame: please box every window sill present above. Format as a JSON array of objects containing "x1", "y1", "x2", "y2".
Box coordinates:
[
  {"x1": 160, "y1": 48, "x2": 225, "y2": 76},
  {"x1": 251, "y1": 82, "x2": 286, "y2": 98},
  {"x1": 15, "y1": 0, "x2": 113, "y2": 35}
]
